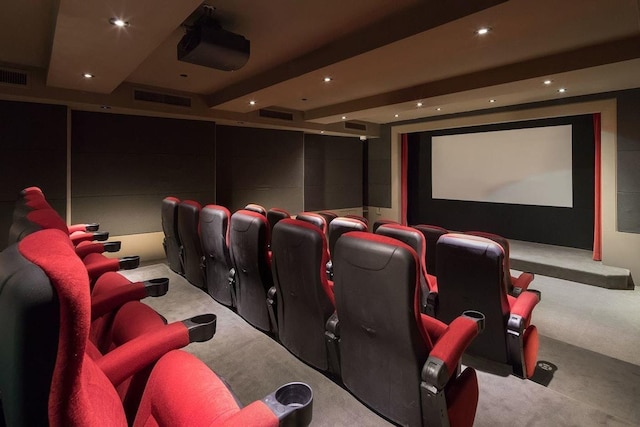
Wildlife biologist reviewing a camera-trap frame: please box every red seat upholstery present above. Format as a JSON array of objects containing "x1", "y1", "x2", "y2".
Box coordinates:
[
  {"x1": 161, "y1": 196, "x2": 183, "y2": 274},
  {"x1": 229, "y1": 210, "x2": 274, "y2": 331},
  {"x1": 177, "y1": 200, "x2": 205, "y2": 288},
  {"x1": 436, "y1": 233, "x2": 540, "y2": 379},
  {"x1": 375, "y1": 223, "x2": 438, "y2": 316},
  {"x1": 201, "y1": 204, "x2": 235, "y2": 306},
  {"x1": 270, "y1": 218, "x2": 338, "y2": 373},
  {"x1": 333, "y1": 232, "x2": 482, "y2": 426},
  {"x1": 465, "y1": 230, "x2": 535, "y2": 296}
]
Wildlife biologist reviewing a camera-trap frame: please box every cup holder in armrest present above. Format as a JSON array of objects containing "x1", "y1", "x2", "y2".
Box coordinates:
[
  {"x1": 262, "y1": 382, "x2": 313, "y2": 427},
  {"x1": 119, "y1": 256, "x2": 140, "y2": 270},
  {"x1": 144, "y1": 278, "x2": 169, "y2": 297},
  {"x1": 85, "y1": 223, "x2": 100, "y2": 232},
  {"x1": 103, "y1": 241, "x2": 121, "y2": 252},
  {"x1": 462, "y1": 310, "x2": 485, "y2": 333},
  {"x1": 93, "y1": 231, "x2": 110, "y2": 241},
  {"x1": 183, "y1": 314, "x2": 217, "y2": 342}
]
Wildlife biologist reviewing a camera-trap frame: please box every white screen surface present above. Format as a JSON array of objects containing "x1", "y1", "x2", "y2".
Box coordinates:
[{"x1": 431, "y1": 125, "x2": 573, "y2": 207}]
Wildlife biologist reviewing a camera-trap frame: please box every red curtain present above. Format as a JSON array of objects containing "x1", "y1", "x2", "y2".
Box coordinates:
[
  {"x1": 593, "y1": 113, "x2": 602, "y2": 261},
  {"x1": 401, "y1": 134, "x2": 408, "y2": 225}
]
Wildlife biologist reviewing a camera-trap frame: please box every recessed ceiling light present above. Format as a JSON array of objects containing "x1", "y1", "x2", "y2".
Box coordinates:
[
  {"x1": 416, "y1": 102, "x2": 423, "y2": 107},
  {"x1": 476, "y1": 27, "x2": 491, "y2": 35},
  {"x1": 83, "y1": 73, "x2": 94, "y2": 79},
  {"x1": 436, "y1": 107, "x2": 442, "y2": 111},
  {"x1": 100, "y1": 105, "x2": 111, "y2": 110},
  {"x1": 321, "y1": 131, "x2": 325, "y2": 134},
  {"x1": 544, "y1": 79, "x2": 552, "y2": 85},
  {"x1": 249, "y1": 100, "x2": 256, "y2": 105},
  {"x1": 489, "y1": 99, "x2": 496, "y2": 103},
  {"x1": 558, "y1": 88, "x2": 567, "y2": 93},
  {"x1": 341, "y1": 116, "x2": 347, "y2": 120},
  {"x1": 109, "y1": 18, "x2": 129, "y2": 27},
  {"x1": 323, "y1": 77, "x2": 332, "y2": 82},
  {"x1": 394, "y1": 114, "x2": 399, "y2": 118}
]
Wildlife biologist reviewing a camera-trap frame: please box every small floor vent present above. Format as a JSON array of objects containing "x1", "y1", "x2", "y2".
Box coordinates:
[
  {"x1": 259, "y1": 109, "x2": 294, "y2": 121},
  {"x1": 0, "y1": 68, "x2": 29, "y2": 87},
  {"x1": 344, "y1": 121, "x2": 367, "y2": 131},
  {"x1": 133, "y1": 89, "x2": 191, "y2": 107}
]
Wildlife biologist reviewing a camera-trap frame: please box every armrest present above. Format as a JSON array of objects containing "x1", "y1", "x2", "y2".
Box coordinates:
[
  {"x1": 96, "y1": 321, "x2": 190, "y2": 386},
  {"x1": 260, "y1": 382, "x2": 313, "y2": 427},
  {"x1": 70, "y1": 230, "x2": 109, "y2": 245},
  {"x1": 83, "y1": 253, "x2": 121, "y2": 280},
  {"x1": 422, "y1": 314, "x2": 483, "y2": 389},
  {"x1": 67, "y1": 223, "x2": 99, "y2": 233},
  {"x1": 511, "y1": 272, "x2": 535, "y2": 295},
  {"x1": 420, "y1": 313, "x2": 448, "y2": 343},
  {"x1": 219, "y1": 401, "x2": 280, "y2": 427},
  {"x1": 91, "y1": 278, "x2": 169, "y2": 320},
  {"x1": 97, "y1": 314, "x2": 216, "y2": 386},
  {"x1": 76, "y1": 241, "x2": 121, "y2": 258},
  {"x1": 508, "y1": 290, "x2": 540, "y2": 331}
]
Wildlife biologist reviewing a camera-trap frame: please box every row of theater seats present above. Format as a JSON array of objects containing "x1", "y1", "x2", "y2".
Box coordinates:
[
  {"x1": 162, "y1": 198, "x2": 541, "y2": 426},
  {"x1": 0, "y1": 188, "x2": 313, "y2": 427}
]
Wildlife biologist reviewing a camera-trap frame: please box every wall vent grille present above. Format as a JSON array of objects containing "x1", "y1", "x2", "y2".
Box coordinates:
[
  {"x1": 0, "y1": 68, "x2": 28, "y2": 87},
  {"x1": 344, "y1": 121, "x2": 367, "y2": 131},
  {"x1": 259, "y1": 109, "x2": 294, "y2": 121},
  {"x1": 133, "y1": 89, "x2": 191, "y2": 107}
]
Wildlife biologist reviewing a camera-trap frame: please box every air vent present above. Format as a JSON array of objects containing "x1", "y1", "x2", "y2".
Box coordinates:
[
  {"x1": 344, "y1": 121, "x2": 367, "y2": 131},
  {"x1": 259, "y1": 109, "x2": 294, "y2": 121},
  {"x1": 0, "y1": 68, "x2": 28, "y2": 87},
  {"x1": 133, "y1": 89, "x2": 191, "y2": 107}
]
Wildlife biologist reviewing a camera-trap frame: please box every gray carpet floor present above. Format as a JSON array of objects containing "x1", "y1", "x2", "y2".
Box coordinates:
[{"x1": 122, "y1": 264, "x2": 640, "y2": 426}]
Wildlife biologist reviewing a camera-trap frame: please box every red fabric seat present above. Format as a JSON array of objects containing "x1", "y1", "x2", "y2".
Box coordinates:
[
  {"x1": 333, "y1": 232, "x2": 482, "y2": 426},
  {"x1": 436, "y1": 233, "x2": 540, "y2": 379}
]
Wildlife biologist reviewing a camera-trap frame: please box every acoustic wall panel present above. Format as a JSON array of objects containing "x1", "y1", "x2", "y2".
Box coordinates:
[
  {"x1": 216, "y1": 125, "x2": 304, "y2": 214},
  {"x1": 71, "y1": 111, "x2": 215, "y2": 236},
  {"x1": 617, "y1": 89, "x2": 640, "y2": 233},
  {"x1": 0, "y1": 100, "x2": 67, "y2": 250},
  {"x1": 367, "y1": 125, "x2": 392, "y2": 208},
  {"x1": 304, "y1": 134, "x2": 363, "y2": 211}
]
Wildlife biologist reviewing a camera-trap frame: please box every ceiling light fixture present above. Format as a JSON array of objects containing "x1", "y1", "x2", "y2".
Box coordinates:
[
  {"x1": 416, "y1": 102, "x2": 423, "y2": 107},
  {"x1": 476, "y1": 27, "x2": 491, "y2": 35},
  {"x1": 323, "y1": 77, "x2": 332, "y2": 82},
  {"x1": 341, "y1": 116, "x2": 347, "y2": 120},
  {"x1": 109, "y1": 18, "x2": 129, "y2": 27},
  {"x1": 436, "y1": 107, "x2": 442, "y2": 111},
  {"x1": 558, "y1": 88, "x2": 566, "y2": 93},
  {"x1": 83, "y1": 73, "x2": 94, "y2": 79},
  {"x1": 489, "y1": 99, "x2": 496, "y2": 103},
  {"x1": 321, "y1": 131, "x2": 325, "y2": 134},
  {"x1": 544, "y1": 79, "x2": 552, "y2": 85},
  {"x1": 249, "y1": 100, "x2": 256, "y2": 105},
  {"x1": 394, "y1": 114, "x2": 399, "y2": 118}
]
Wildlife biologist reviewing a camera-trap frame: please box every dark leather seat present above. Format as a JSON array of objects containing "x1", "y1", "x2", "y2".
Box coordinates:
[
  {"x1": 316, "y1": 211, "x2": 337, "y2": 227},
  {"x1": 343, "y1": 214, "x2": 368, "y2": 228},
  {"x1": 465, "y1": 230, "x2": 535, "y2": 296},
  {"x1": 295, "y1": 212, "x2": 328, "y2": 236},
  {"x1": 375, "y1": 223, "x2": 438, "y2": 316},
  {"x1": 162, "y1": 196, "x2": 183, "y2": 274},
  {"x1": 436, "y1": 233, "x2": 540, "y2": 379},
  {"x1": 177, "y1": 200, "x2": 205, "y2": 288},
  {"x1": 267, "y1": 207, "x2": 290, "y2": 232},
  {"x1": 244, "y1": 203, "x2": 267, "y2": 216},
  {"x1": 412, "y1": 224, "x2": 449, "y2": 276},
  {"x1": 328, "y1": 217, "x2": 367, "y2": 256},
  {"x1": 270, "y1": 218, "x2": 338, "y2": 373},
  {"x1": 229, "y1": 209, "x2": 274, "y2": 331},
  {"x1": 371, "y1": 218, "x2": 398, "y2": 233},
  {"x1": 200, "y1": 204, "x2": 234, "y2": 306},
  {"x1": 333, "y1": 232, "x2": 483, "y2": 427}
]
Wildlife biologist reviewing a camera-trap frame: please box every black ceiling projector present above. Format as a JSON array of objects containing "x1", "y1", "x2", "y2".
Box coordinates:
[{"x1": 177, "y1": 18, "x2": 250, "y2": 71}]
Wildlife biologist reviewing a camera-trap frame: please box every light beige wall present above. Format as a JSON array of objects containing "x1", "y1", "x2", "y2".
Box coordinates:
[
  {"x1": 383, "y1": 99, "x2": 639, "y2": 280},
  {"x1": 102, "y1": 232, "x2": 166, "y2": 262}
]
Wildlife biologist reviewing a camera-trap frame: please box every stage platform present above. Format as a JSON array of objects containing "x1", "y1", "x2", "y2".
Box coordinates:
[{"x1": 508, "y1": 240, "x2": 634, "y2": 290}]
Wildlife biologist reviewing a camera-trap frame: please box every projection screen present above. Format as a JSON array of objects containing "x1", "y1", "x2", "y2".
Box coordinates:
[{"x1": 431, "y1": 125, "x2": 573, "y2": 207}]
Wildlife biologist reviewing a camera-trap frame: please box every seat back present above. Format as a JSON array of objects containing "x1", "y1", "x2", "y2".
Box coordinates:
[
  {"x1": 0, "y1": 240, "x2": 60, "y2": 427},
  {"x1": 436, "y1": 233, "x2": 510, "y2": 363},
  {"x1": 333, "y1": 232, "x2": 429, "y2": 427},
  {"x1": 343, "y1": 214, "x2": 368, "y2": 228},
  {"x1": 244, "y1": 203, "x2": 266, "y2": 216},
  {"x1": 8, "y1": 208, "x2": 68, "y2": 244},
  {"x1": 328, "y1": 217, "x2": 367, "y2": 256},
  {"x1": 271, "y1": 219, "x2": 334, "y2": 370},
  {"x1": 295, "y1": 212, "x2": 328, "y2": 236},
  {"x1": 161, "y1": 197, "x2": 183, "y2": 274},
  {"x1": 266, "y1": 208, "x2": 290, "y2": 232},
  {"x1": 316, "y1": 211, "x2": 337, "y2": 227},
  {"x1": 229, "y1": 210, "x2": 273, "y2": 331},
  {"x1": 465, "y1": 231, "x2": 515, "y2": 294},
  {"x1": 177, "y1": 200, "x2": 204, "y2": 288},
  {"x1": 371, "y1": 219, "x2": 398, "y2": 233},
  {"x1": 200, "y1": 205, "x2": 234, "y2": 306},
  {"x1": 413, "y1": 224, "x2": 449, "y2": 275}
]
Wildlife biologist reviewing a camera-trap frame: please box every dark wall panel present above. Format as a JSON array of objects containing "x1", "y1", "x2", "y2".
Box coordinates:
[
  {"x1": 216, "y1": 125, "x2": 303, "y2": 214},
  {"x1": 367, "y1": 124, "x2": 391, "y2": 207},
  {"x1": 304, "y1": 134, "x2": 362, "y2": 211},
  {"x1": 0, "y1": 100, "x2": 67, "y2": 249},
  {"x1": 617, "y1": 89, "x2": 640, "y2": 233},
  {"x1": 407, "y1": 115, "x2": 595, "y2": 249},
  {"x1": 71, "y1": 111, "x2": 215, "y2": 235}
]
